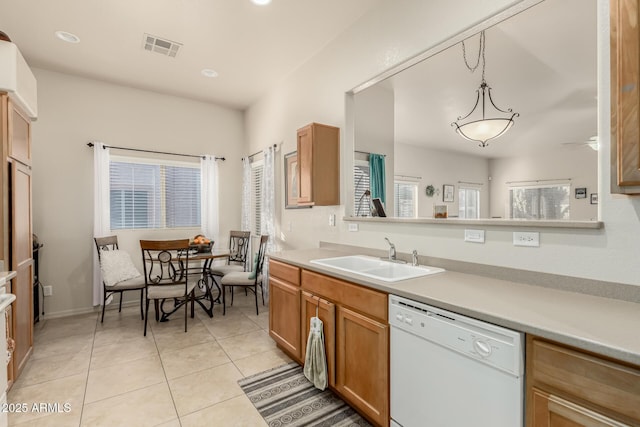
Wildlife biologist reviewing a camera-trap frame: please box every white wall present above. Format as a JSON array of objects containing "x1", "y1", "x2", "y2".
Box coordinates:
[
  {"x1": 489, "y1": 147, "x2": 598, "y2": 220},
  {"x1": 395, "y1": 143, "x2": 490, "y2": 218},
  {"x1": 245, "y1": 0, "x2": 640, "y2": 287},
  {"x1": 31, "y1": 68, "x2": 244, "y2": 316},
  {"x1": 354, "y1": 84, "x2": 395, "y2": 213}
]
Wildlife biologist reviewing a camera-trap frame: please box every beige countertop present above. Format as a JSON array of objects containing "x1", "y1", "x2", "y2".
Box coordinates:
[{"x1": 269, "y1": 248, "x2": 640, "y2": 366}]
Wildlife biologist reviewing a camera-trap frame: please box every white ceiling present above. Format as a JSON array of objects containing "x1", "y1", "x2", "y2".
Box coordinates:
[
  {"x1": 371, "y1": 0, "x2": 597, "y2": 159},
  {"x1": 0, "y1": 0, "x2": 382, "y2": 110}
]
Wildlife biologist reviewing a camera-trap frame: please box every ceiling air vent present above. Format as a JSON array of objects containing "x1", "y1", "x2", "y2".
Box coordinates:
[{"x1": 142, "y1": 33, "x2": 182, "y2": 58}]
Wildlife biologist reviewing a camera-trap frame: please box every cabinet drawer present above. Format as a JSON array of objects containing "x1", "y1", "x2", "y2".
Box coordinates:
[
  {"x1": 529, "y1": 338, "x2": 640, "y2": 422},
  {"x1": 301, "y1": 270, "x2": 387, "y2": 322},
  {"x1": 269, "y1": 260, "x2": 300, "y2": 285}
]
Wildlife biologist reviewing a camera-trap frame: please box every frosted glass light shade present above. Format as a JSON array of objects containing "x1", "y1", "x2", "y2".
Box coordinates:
[{"x1": 455, "y1": 118, "x2": 514, "y2": 146}]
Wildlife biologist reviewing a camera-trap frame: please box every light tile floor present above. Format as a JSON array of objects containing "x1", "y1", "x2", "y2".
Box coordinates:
[{"x1": 8, "y1": 292, "x2": 292, "y2": 427}]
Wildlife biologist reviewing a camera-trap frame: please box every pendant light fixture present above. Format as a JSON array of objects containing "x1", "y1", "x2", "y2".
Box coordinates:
[{"x1": 452, "y1": 31, "x2": 519, "y2": 147}]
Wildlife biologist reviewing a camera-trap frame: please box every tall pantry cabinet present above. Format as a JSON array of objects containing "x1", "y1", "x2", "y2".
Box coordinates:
[
  {"x1": 1, "y1": 94, "x2": 33, "y2": 386},
  {"x1": 0, "y1": 40, "x2": 38, "y2": 387}
]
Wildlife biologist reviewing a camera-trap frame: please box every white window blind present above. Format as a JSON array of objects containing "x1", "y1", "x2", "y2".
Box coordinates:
[
  {"x1": 509, "y1": 184, "x2": 570, "y2": 219},
  {"x1": 394, "y1": 181, "x2": 417, "y2": 218},
  {"x1": 109, "y1": 158, "x2": 201, "y2": 230},
  {"x1": 354, "y1": 161, "x2": 371, "y2": 216},
  {"x1": 251, "y1": 162, "x2": 264, "y2": 235},
  {"x1": 458, "y1": 187, "x2": 480, "y2": 219}
]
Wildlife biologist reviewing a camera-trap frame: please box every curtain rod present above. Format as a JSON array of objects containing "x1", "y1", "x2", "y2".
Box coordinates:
[
  {"x1": 395, "y1": 174, "x2": 422, "y2": 180},
  {"x1": 87, "y1": 142, "x2": 226, "y2": 161},
  {"x1": 458, "y1": 180, "x2": 484, "y2": 186},
  {"x1": 355, "y1": 150, "x2": 387, "y2": 157},
  {"x1": 243, "y1": 143, "x2": 278, "y2": 161},
  {"x1": 505, "y1": 178, "x2": 571, "y2": 185}
]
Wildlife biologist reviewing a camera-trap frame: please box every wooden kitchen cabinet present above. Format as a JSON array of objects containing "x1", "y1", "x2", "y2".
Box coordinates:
[
  {"x1": 336, "y1": 305, "x2": 389, "y2": 427},
  {"x1": 1, "y1": 94, "x2": 33, "y2": 386},
  {"x1": 610, "y1": 0, "x2": 640, "y2": 194},
  {"x1": 301, "y1": 291, "x2": 335, "y2": 387},
  {"x1": 268, "y1": 260, "x2": 302, "y2": 362},
  {"x1": 301, "y1": 269, "x2": 389, "y2": 427},
  {"x1": 531, "y1": 388, "x2": 630, "y2": 427},
  {"x1": 526, "y1": 336, "x2": 640, "y2": 427},
  {"x1": 296, "y1": 123, "x2": 340, "y2": 206}
]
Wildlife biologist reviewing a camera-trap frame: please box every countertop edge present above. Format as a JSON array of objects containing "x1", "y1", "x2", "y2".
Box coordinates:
[{"x1": 268, "y1": 250, "x2": 640, "y2": 366}]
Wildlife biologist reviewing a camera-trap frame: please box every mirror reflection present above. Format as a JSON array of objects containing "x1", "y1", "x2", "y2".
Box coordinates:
[{"x1": 353, "y1": 0, "x2": 597, "y2": 221}]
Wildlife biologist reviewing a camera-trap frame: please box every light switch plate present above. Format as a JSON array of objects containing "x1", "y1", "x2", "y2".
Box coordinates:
[
  {"x1": 348, "y1": 223, "x2": 359, "y2": 232},
  {"x1": 464, "y1": 229, "x2": 485, "y2": 243},
  {"x1": 513, "y1": 231, "x2": 540, "y2": 247}
]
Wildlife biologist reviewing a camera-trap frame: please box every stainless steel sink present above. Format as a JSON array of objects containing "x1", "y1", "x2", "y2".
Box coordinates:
[{"x1": 310, "y1": 255, "x2": 444, "y2": 282}]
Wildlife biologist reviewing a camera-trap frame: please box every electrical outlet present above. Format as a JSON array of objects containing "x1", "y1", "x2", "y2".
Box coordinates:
[
  {"x1": 329, "y1": 214, "x2": 336, "y2": 226},
  {"x1": 43, "y1": 286, "x2": 53, "y2": 296},
  {"x1": 464, "y1": 229, "x2": 485, "y2": 243},
  {"x1": 513, "y1": 231, "x2": 540, "y2": 247},
  {"x1": 348, "y1": 223, "x2": 359, "y2": 232}
]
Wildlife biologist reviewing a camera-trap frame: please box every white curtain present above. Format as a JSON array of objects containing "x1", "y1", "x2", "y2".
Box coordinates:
[
  {"x1": 93, "y1": 142, "x2": 111, "y2": 306},
  {"x1": 261, "y1": 146, "x2": 276, "y2": 299},
  {"x1": 200, "y1": 155, "x2": 220, "y2": 242},
  {"x1": 241, "y1": 157, "x2": 251, "y2": 232}
]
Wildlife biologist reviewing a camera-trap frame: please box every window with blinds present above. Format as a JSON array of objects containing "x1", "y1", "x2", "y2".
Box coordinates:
[
  {"x1": 354, "y1": 162, "x2": 371, "y2": 216},
  {"x1": 458, "y1": 187, "x2": 480, "y2": 219},
  {"x1": 394, "y1": 181, "x2": 417, "y2": 218},
  {"x1": 251, "y1": 162, "x2": 263, "y2": 235},
  {"x1": 109, "y1": 158, "x2": 201, "y2": 230},
  {"x1": 509, "y1": 184, "x2": 570, "y2": 219}
]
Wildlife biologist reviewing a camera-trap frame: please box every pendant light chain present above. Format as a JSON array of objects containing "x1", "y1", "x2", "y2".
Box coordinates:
[{"x1": 462, "y1": 31, "x2": 486, "y2": 82}]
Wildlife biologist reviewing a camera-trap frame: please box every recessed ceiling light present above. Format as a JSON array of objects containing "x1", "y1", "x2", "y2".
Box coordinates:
[
  {"x1": 55, "y1": 31, "x2": 80, "y2": 44},
  {"x1": 251, "y1": 0, "x2": 272, "y2": 5},
  {"x1": 201, "y1": 69, "x2": 219, "y2": 78}
]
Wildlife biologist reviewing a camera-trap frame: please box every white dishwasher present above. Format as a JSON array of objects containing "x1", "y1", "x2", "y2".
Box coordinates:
[{"x1": 389, "y1": 295, "x2": 524, "y2": 427}]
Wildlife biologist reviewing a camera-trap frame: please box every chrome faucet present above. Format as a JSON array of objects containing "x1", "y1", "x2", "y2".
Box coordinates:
[
  {"x1": 385, "y1": 238, "x2": 396, "y2": 261},
  {"x1": 412, "y1": 250, "x2": 419, "y2": 266}
]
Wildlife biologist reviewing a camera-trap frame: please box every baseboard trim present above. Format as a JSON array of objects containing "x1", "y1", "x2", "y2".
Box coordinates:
[{"x1": 38, "y1": 301, "x2": 139, "y2": 320}]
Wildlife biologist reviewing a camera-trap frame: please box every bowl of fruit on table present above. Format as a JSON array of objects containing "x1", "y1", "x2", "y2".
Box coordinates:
[{"x1": 189, "y1": 235, "x2": 214, "y2": 253}]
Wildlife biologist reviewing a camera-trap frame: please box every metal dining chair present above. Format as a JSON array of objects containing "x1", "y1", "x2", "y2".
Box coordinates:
[
  {"x1": 209, "y1": 231, "x2": 251, "y2": 276},
  {"x1": 94, "y1": 235, "x2": 146, "y2": 323},
  {"x1": 140, "y1": 239, "x2": 195, "y2": 336},
  {"x1": 220, "y1": 235, "x2": 269, "y2": 315}
]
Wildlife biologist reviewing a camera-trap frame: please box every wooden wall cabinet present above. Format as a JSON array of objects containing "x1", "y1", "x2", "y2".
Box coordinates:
[
  {"x1": 526, "y1": 336, "x2": 640, "y2": 427},
  {"x1": 296, "y1": 123, "x2": 340, "y2": 206},
  {"x1": 610, "y1": 0, "x2": 640, "y2": 194},
  {"x1": 268, "y1": 260, "x2": 302, "y2": 362},
  {"x1": 1, "y1": 93, "x2": 34, "y2": 386}
]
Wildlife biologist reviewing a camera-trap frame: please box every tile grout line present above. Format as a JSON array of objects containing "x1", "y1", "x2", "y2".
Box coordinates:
[{"x1": 77, "y1": 312, "x2": 100, "y2": 427}]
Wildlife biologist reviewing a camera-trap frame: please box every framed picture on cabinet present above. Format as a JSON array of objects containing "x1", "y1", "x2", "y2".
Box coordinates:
[
  {"x1": 284, "y1": 151, "x2": 310, "y2": 209},
  {"x1": 575, "y1": 187, "x2": 587, "y2": 199},
  {"x1": 590, "y1": 193, "x2": 598, "y2": 204}
]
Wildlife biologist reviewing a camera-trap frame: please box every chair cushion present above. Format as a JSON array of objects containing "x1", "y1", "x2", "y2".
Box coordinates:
[
  {"x1": 100, "y1": 250, "x2": 142, "y2": 287},
  {"x1": 209, "y1": 264, "x2": 244, "y2": 276},
  {"x1": 105, "y1": 276, "x2": 145, "y2": 291},
  {"x1": 147, "y1": 282, "x2": 197, "y2": 300},
  {"x1": 221, "y1": 271, "x2": 255, "y2": 286}
]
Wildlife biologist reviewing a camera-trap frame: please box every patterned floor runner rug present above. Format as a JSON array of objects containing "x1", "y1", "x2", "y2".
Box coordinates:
[{"x1": 238, "y1": 362, "x2": 372, "y2": 427}]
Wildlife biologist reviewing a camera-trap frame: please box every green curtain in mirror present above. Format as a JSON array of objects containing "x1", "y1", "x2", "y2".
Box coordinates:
[{"x1": 369, "y1": 154, "x2": 386, "y2": 204}]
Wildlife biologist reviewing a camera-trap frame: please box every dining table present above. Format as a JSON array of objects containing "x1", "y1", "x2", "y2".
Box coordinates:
[{"x1": 179, "y1": 248, "x2": 230, "y2": 318}]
